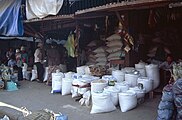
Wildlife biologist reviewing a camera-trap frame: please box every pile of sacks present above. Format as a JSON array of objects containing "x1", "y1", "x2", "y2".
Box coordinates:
[
  {"x1": 89, "y1": 62, "x2": 160, "y2": 114},
  {"x1": 90, "y1": 78, "x2": 145, "y2": 114},
  {"x1": 93, "y1": 46, "x2": 108, "y2": 66},
  {"x1": 157, "y1": 80, "x2": 182, "y2": 120},
  {"x1": 106, "y1": 34, "x2": 123, "y2": 61},
  {"x1": 49, "y1": 62, "x2": 160, "y2": 114},
  {"x1": 86, "y1": 41, "x2": 98, "y2": 65}
]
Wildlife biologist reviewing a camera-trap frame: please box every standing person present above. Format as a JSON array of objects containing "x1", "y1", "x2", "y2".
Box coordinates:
[
  {"x1": 6, "y1": 47, "x2": 15, "y2": 64},
  {"x1": 15, "y1": 49, "x2": 23, "y2": 81},
  {"x1": 20, "y1": 46, "x2": 28, "y2": 64},
  {"x1": 34, "y1": 42, "x2": 44, "y2": 83},
  {"x1": 46, "y1": 42, "x2": 61, "y2": 85}
]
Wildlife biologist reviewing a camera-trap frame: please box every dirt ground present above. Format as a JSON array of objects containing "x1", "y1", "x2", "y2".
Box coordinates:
[{"x1": 0, "y1": 80, "x2": 161, "y2": 120}]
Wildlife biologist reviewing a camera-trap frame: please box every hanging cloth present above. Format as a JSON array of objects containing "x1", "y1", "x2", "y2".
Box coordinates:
[
  {"x1": 0, "y1": 0, "x2": 24, "y2": 36},
  {"x1": 64, "y1": 34, "x2": 76, "y2": 58},
  {"x1": 26, "y1": 0, "x2": 64, "y2": 20},
  {"x1": 148, "y1": 10, "x2": 157, "y2": 29}
]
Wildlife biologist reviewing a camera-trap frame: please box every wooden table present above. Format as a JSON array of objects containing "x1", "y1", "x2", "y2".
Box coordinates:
[{"x1": 110, "y1": 59, "x2": 125, "y2": 70}]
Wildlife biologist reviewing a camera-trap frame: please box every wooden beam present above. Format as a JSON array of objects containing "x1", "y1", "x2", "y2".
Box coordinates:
[
  {"x1": 24, "y1": 31, "x2": 37, "y2": 38},
  {"x1": 115, "y1": 11, "x2": 125, "y2": 27},
  {"x1": 26, "y1": 24, "x2": 44, "y2": 39}
]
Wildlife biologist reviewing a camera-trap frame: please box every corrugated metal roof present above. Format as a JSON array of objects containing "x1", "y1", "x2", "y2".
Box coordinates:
[{"x1": 24, "y1": 0, "x2": 174, "y2": 23}]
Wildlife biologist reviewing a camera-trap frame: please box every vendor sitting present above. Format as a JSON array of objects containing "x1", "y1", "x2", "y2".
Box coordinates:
[
  {"x1": 159, "y1": 54, "x2": 175, "y2": 88},
  {"x1": 159, "y1": 54, "x2": 175, "y2": 71}
]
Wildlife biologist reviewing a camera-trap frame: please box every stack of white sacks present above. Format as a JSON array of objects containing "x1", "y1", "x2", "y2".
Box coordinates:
[
  {"x1": 90, "y1": 61, "x2": 160, "y2": 114},
  {"x1": 86, "y1": 41, "x2": 97, "y2": 65},
  {"x1": 106, "y1": 34, "x2": 123, "y2": 61},
  {"x1": 50, "y1": 62, "x2": 160, "y2": 114},
  {"x1": 93, "y1": 46, "x2": 108, "y2": 66}
]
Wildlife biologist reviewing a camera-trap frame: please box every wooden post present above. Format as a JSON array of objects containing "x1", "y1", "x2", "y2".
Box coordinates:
[{"x1": 123, "y1": 11, "x2": 130, "y2": 67}]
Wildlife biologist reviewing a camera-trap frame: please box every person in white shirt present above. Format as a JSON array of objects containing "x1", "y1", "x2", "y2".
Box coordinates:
[
  {"x1": 159, "y1": 54, "x2": 175, "y2": 88},
  {"x1": 159, "y1": 55, "x2": 175, "y2": 71},
  {"x1": 34, "y1": 42, "x2": 44, "y2": 82}
]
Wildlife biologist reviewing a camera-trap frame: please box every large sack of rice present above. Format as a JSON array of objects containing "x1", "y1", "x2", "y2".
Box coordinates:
[
  {"x1": 93, "y1": 47, "x2": 106, "y2": 53},
  {"x1": 107, "y1": 51, "x2": 121, "y2": 59},
  {"x1": 119, "y1": 92, "x2": 137, "y2": 112},
  {"x1": 91, "y1": 79, "x2": 108, "y2": 93},
  {"x1": 62, "y1": 78, "x2": 73, "y2": 95},
  {"x1": 104, "y1": 86, "x2": 120, "y2": 106},
  {"x1": 106, "y1": 34, "x2": 121, "y2": 41},
  {"x1": 106, "y1": 40, "x2": 123, "y2": 47},
  {"x1": 96, "y1": 57, "x2": 107, "y2": 62},
  {"x1": 90, "y1": 92, "x2": 116, "y2": 114},
  {"x1": 51, "y1": 72, "x2": 64, "y2": 93},
  {"x1": 145, "y1": 64, "x2": 160, "y2": 89},
  {"x1": 112, "y1": 70, "x2": 125, "y2": 82},
  {"x1": 95, "y1": 52, "x2": 107, "y2": 57},
  {"x1": 125, "y1": 73, "x2": 140, "y2": 87},
  {"x1": 106, "y1": 46, "x2": 121, "y2": 53}
]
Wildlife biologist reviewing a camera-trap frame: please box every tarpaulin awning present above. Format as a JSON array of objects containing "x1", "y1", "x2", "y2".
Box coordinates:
[
  {"x1": 0, "y1": 0, "x2": 24, "y2": 36},
  {"x1": 26, "y1": 0, "x2": 64, "y2": 20}
]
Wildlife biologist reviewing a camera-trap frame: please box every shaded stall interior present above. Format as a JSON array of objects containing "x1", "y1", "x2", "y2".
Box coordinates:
[{"x1": 22, "y1": 0, "x2": 182, "y2": 70}]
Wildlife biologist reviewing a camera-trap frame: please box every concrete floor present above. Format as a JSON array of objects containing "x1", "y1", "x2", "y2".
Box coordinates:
[{"x1": 0, "y1": 81, "x2": 161, "y2": 120}]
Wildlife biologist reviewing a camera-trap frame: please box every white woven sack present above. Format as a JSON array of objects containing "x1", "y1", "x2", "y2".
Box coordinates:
[
  {"x1": 108, "y1": 56, "x2": 121, "y2": 61},
  {"x1": 128, "y1": 87, "x2": 145, "y2": 99},
  {"x1": 31, "y1": 70, "x2": 38, "y2": 81},
  {"x1": 96, "y1": 62, "x2": 107, "y2": 66},
  {"x1": 22, "y1": 70, "x2": 27, "y2": 79},
  {"x1": 86, "y1": 62, "x2": 96, "y2": 65},
  {"x1": 64, "y1": 72, "x2": 75, "y2": 79},
  {"x1": 104, "y1": 86, "x2": 120, "y2": 106},
  {"x1": 77, "y1": 66, "x2": 86, "y2": 75},
  {"x1": 43, "y1": 67, "x2": 49, "y2": 82},
  {"x1": 71, "y1": 86, "x2": 79, "y2": 98},
  {"x1": 51, "y1": 72, "x2": 64, "y2": 93},
  {"x1": 119, "y1": 92, "x2": 137, "y2": 112},
  {"x1": 115, "y1": 82, "x2": 129, "y2": 92},
  {"x1": 106, "y1": 46, "x2": 121, "y2": 53},
  {"x1": 136, "y1": 68, "x2": 146, "y2": 77},
  {"x1": 107, "y1": 40, "x2": 123, "y2": 47},
  {"x1": 93, "y1": 47, "x2": 106, "y2": 53},
  {"x1": 88, "y1": 54, "x2": 97, "y2": 60},
  {"x1": 62, "y1": 78, "x2": 73, "y2": 95},
  {"x1": 95, "y1": 52, "x2": 107, "y2": 57},
  {"x1": 108, "y1": 51, "x2": 121, "y2": 59},
  {"x1": 96, "y1": 57, "x2": 107, "y2": 62},
  {"x1": 112, "y1": 70, "x2": 125, "y2": 82},
  {"x1": 106, "y1": 34, "x2": 121, "y2": 41},
  {"x1": 145, "y1": 64, "x2": 159, "y2": 89},
  {"x1": 137, "y1": 77, "x2": 153, "y2": 93},
  {"x1": 125, "y1": 73, "x2": 140, "y2": 87},
  {"x1": 135, "y1": 62, "x2": 146, "y2": 69},
  {"x1": 91, "y1": 80, "x2": 108, "y2": 93},
  {"x1": 90, "y1": 92, "x2": 116, "y2": 114}
]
